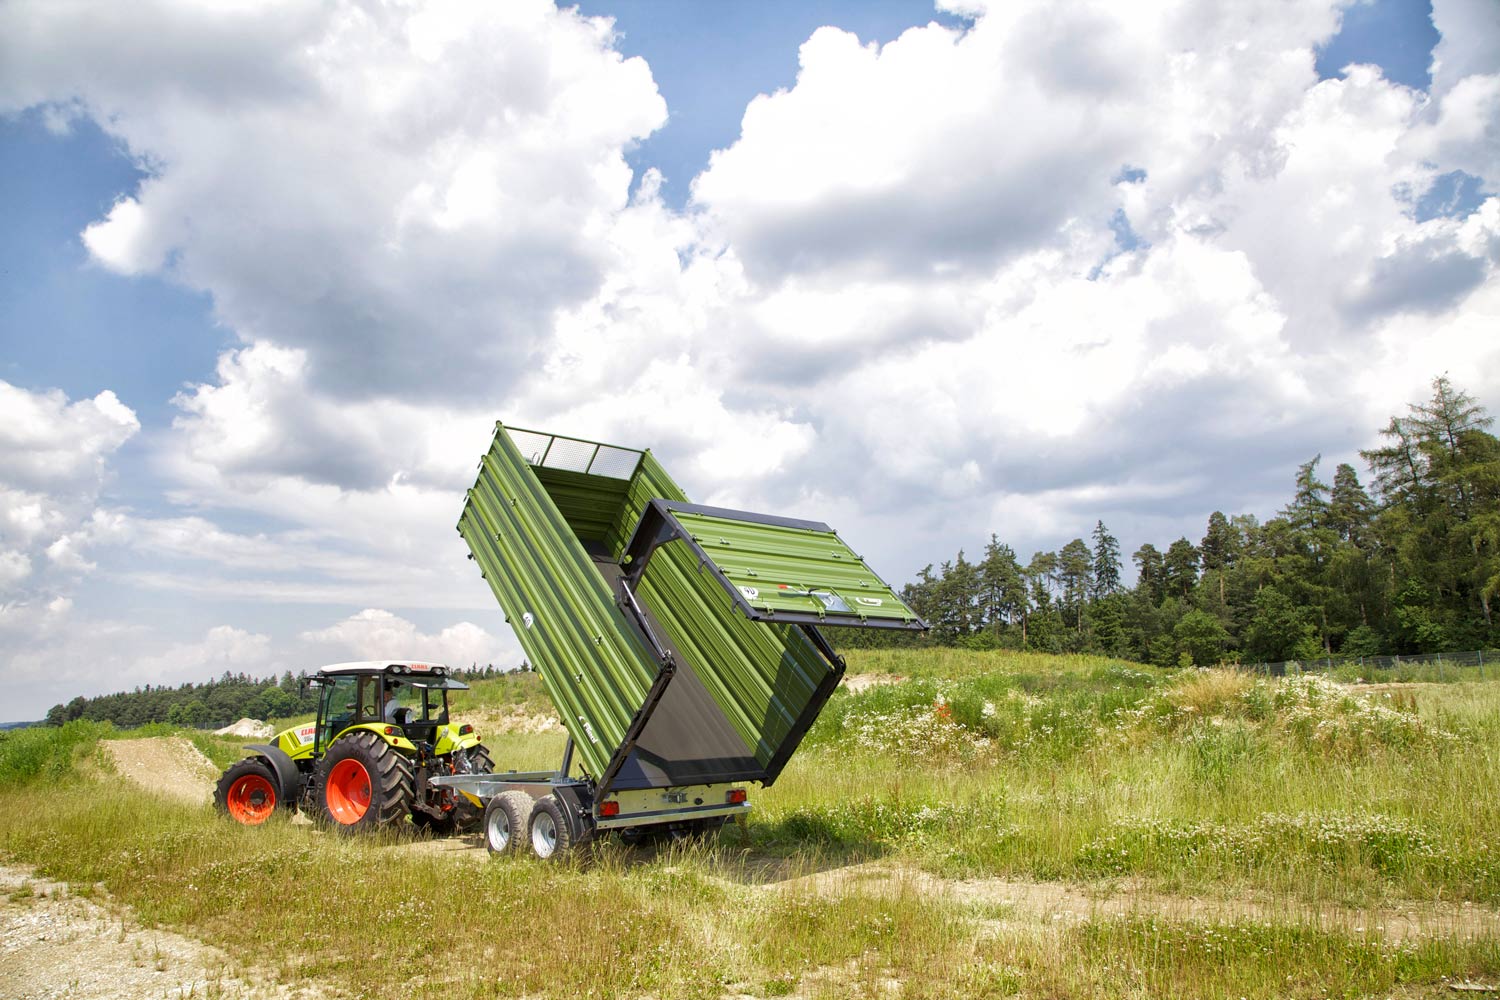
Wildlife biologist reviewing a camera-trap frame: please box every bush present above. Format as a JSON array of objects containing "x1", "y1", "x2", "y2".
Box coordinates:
[{"x1": 0, "y1": 720, "x2": 112, "y2": 788}]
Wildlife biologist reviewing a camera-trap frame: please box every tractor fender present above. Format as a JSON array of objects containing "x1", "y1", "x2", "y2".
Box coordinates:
[
  {"x1": 244, "y1": 743, "x2": 303, "y2": 804},
  {"x1": 331, "y1": 723, "x2": 417, "y2": 753},
  {"x1": 432, "y1": 725, "x2": 480, "y2": 756}
]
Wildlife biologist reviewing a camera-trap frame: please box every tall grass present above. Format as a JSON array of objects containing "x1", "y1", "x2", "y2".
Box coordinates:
[
  {"x1": 759, "y1": 664, "x2": 1500, "y2": 905},
  {"x1": 0, "y1": 719, "x2": 111, "y2": 787}
]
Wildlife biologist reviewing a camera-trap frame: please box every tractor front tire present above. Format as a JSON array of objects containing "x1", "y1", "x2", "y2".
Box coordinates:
[
  {"x1": 215, "y1": 758, "x2": 282, "y2": 826},
  {"x1": 527, "y1": 794, "x2": 575, "y2": 860},
  {"x1": 316, "y1": 731, "x2": 413, "y2": 833},
  {"x1": 484, "y1": 791, "x2": 533, "y2": 855}
]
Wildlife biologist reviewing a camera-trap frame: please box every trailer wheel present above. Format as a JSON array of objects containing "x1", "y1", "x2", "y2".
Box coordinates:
[
  {"x1": 527, "y1": 794, "x2": 574, "y2": 860},
  {"x1": 484, "y1": 791, "x2": 533, "y2": 855},
  {"x1": 316, "y1": 731, "x2": 413, "y2": 833},
  {"x1": 214, "y1": 758, "x2": 282, "y2": 825}
]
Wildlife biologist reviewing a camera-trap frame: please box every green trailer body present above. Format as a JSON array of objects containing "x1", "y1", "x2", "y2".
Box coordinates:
[{"x1": 457, "y1": 424, "x2": 923, "y2": 797}]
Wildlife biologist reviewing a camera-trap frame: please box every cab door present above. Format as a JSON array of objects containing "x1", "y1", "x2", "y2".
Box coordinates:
[{"x1": 316, "y1": 674, "x2": 360, "y2": 754}]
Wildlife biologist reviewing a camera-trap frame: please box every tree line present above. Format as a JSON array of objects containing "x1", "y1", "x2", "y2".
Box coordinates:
[
  {"x1": 841, "y1": 376, "x2": 1499, "y2": 666},
  {"x1": 42, "y1": 662, "x2": 523, "y2": 729}
]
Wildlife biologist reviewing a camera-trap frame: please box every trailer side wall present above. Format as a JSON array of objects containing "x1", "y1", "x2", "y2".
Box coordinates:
[{"x1": 458, "y1": 425, "x2": 659, "y2": 781}]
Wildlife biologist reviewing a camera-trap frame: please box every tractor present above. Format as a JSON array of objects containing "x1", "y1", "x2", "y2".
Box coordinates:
[{"x1": 213, "y1": 661, "x2": 492, "y2": 834}]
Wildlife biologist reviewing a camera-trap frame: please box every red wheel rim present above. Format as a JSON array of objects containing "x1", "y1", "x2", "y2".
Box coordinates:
[
  {"x1": 226, "y1": 774, "x2": 277, "y2": 825},
  {"x1": 326, "y1": 758, "x2": 372, "y2": 824}
]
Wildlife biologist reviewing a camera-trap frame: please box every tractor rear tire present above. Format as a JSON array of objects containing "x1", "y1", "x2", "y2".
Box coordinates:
[
  {"x1": 527, "y1": 794, "x2": 574, "y2": 860},
  {"x1": 215, "y1": 758, "x2": 282, "y2": 825},
  {"x1": 452, "y1": 743, "x2": 495, "y2": 832},
  {"x1": 484, "y1": 791, "x2": 533, "y2": 855},
  {"x1": 412, "y1": 809, "x2": 456, "y2": 837},
  {"x1": 467, "y1": 744, "x2": 494, "y2": 773},
  {"x1": 315, "y1": 731, "x2": 413, "y2": 833}
]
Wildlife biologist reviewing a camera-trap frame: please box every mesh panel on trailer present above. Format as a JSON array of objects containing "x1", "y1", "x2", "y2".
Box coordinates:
[
  {"x1": 507, "y1": 429, "x2": 552, "y2": 464},
  {"x1": 539, "y1": 436, "x2": 596, "y2": 473},
  {"x1": 588, "y1": 445, "x2": 643, "y2": 480}
]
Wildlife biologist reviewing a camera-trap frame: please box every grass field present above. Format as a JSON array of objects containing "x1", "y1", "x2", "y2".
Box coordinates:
[{"x1": 2, "y1": 650, "x2": 1498, "y2": 998}]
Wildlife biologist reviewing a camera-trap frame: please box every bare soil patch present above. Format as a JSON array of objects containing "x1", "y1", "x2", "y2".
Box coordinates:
[
  {"x1": 0, "y1": 864, "x2": 334, "y2": 1000},
  {"x1": 459, "y1": 706, "x2": 561, "y2": 734},
  {"x1": 102, "y1": 738, "x2": 219, "y2": 806},
  {"x1": 773, "y1": 861, "x2": 1500, "y2": 944},
  {"x1": 842, "y1": 673, "x2": 906, "y2": 694},
  {"x1": 214, "y1": 718, "x2": 274, "y2": 739}
]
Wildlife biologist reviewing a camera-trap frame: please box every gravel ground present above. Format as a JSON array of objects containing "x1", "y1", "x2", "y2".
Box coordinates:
[{"x1": 0, "y1": 865, "x2": 336, "y2": 1000}]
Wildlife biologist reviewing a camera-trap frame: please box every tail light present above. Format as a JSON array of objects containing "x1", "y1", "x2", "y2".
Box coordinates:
[
  {"x1": 459, "y1": 724, "x2": 474, "y2": 735},
  {"x1": 383, "y1": 726, "x2": 399, "y2": 736},
  {"x1": 727, "y1": 788, "x2": 747, "y2": 804},
  {"x1": 599, "y1": 800, "x2": 620, "y2": 817}
]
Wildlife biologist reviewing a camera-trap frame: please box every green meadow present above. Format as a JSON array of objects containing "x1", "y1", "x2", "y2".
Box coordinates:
[{"x1": 3, "y1": 649, "x2": 1497, "y2": 998}]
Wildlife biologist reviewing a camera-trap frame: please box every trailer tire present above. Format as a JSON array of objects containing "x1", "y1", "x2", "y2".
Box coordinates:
[
  {"x1": 315, "y1": 731, "x2": 413, "y2": 833},
  {"x1": 215, "y1": 758, "x2": 283, "y2": 825},
  {"x1": 527, "y1": 794, "x2": 574, "y2": 860},
  {"x1": 484, "y1": 791, "x2": 533, "y2": 855}
]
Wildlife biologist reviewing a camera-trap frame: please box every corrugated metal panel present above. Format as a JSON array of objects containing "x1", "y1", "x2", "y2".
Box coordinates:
[
  {"x1": 605, "y1": 450, "x2": 687, "y2": 560},
  {"x1": 457, "y1": 424, "x2": 658, "y2": 781},
  {"x1": 624, "y1": 502, "x2": 924, "y2": 629},
  {"x1": 633, "y1": 537, "x2": 834, "y2": 770}
]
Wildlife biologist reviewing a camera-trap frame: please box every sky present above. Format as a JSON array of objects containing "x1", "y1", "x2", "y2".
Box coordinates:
[{"x1": 1, "y1": 0, "x2": 1497, "y2": 722}]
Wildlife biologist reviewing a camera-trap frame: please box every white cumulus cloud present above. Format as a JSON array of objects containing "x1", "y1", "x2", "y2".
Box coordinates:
[{"x1": 301, "y1": 609, "x2": 514, "y2": 669}]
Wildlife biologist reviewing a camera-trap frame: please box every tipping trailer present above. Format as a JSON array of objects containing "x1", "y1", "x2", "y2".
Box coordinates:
[{"x1": 436, "y1": 425, "x2": 925, "y2": 858}]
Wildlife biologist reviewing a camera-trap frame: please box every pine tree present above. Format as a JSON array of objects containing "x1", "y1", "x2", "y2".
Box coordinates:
[
  {"x1": 1164, "y1": 538, "x2": 1199, "y2": 598},
  {"x1": 1058, "y1": 539, "x2": 1094, "y2": 635},
  {"x1": 980, "y1": 535, "x2": 1028, "y2": 639},
  {"x1": 1328, "y1": 463, "x2": 1374, "y2": 545},
  {"x1": 1284, "y1": 455, "x2": 1331, "y2": 532},
  {"x1": 1132, "y1": 543, "x2": 1164, "y2": 605},
  {"x1": 1200, "y1": 511, "x2": 1238, "y2": 606},
  {"x1": 1091, "y1": 520, "x2": 1122, "y2": 599}
]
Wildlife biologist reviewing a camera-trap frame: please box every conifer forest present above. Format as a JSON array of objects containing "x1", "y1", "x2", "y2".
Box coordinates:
[{"x1": 851, "y1": 376, "x2": 1499, "y2": 666}]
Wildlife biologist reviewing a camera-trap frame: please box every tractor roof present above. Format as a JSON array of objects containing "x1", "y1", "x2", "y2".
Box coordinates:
[{"x1": 316, "y1": 661, "x2": 451, "y2": 677}]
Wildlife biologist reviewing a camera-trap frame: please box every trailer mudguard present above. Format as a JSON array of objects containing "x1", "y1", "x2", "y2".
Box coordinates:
[
  {"x1": 243, "y1": 743, "x2": 304, "y2": 804},
  {"x1": 551, "y1": 781, "x2": 595, "y2": 844}
]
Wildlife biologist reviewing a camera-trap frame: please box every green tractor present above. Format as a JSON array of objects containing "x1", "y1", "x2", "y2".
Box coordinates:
[{"x1": 214, "y1": 661, "x2": 492, "y2": 834}]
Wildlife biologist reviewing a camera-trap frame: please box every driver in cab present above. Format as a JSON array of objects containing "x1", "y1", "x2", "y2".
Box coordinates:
[{"x1": 383, "y1": 681, "x2": 411, "y2": 726}]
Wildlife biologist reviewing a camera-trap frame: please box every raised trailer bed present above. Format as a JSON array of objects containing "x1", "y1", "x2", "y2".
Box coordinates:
[{"x1": 443, "y1": 425, "x2": 924, "y2": 858}]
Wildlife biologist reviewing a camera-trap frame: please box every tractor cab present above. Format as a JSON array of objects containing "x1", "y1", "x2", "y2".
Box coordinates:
[{"x1": 308, "y1": 661, "x2": 468, "y2": 755}]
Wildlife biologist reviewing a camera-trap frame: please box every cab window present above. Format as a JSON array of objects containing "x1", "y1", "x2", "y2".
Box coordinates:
[
  {"x1": 422, "y1": 687, "x2": 448, "y2": 724},
  {"x1": 318, "y1": 675, "x2": 360, "y2": 751}
]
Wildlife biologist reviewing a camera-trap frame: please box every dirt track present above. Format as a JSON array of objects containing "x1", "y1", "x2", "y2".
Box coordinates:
[
  {"x1": 101, "y1": 737, "x2": 220, "y2": 806},
  {"x1": 0, "y1": 865, "x2": 334, "y2": 1000},
  {"x1": 774, "y1": 861, "x2": 1500, "y2": 945}
]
